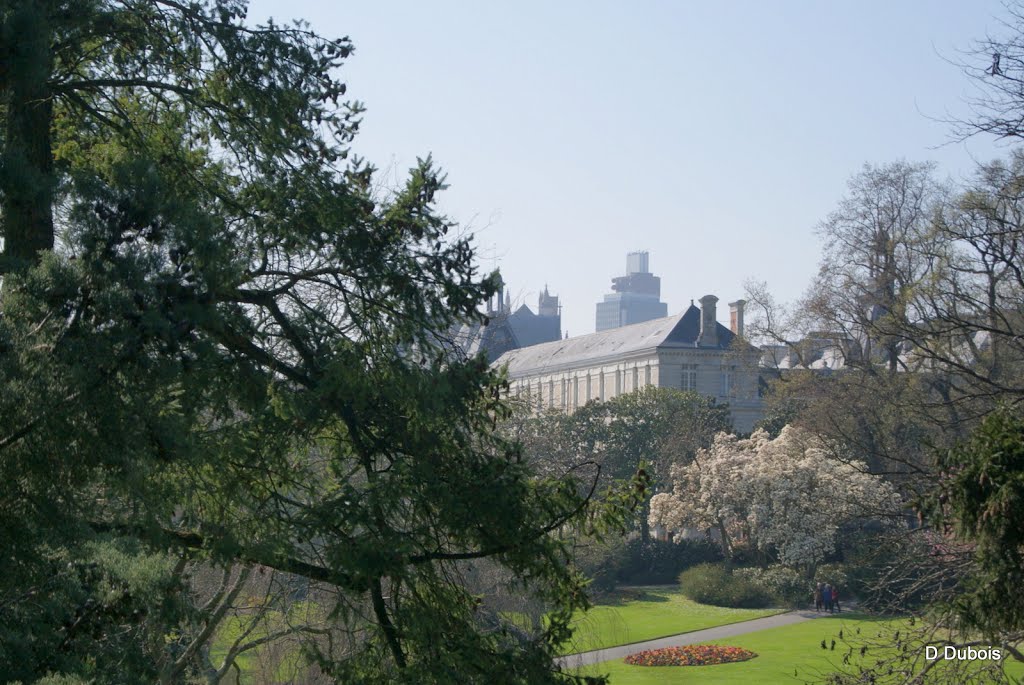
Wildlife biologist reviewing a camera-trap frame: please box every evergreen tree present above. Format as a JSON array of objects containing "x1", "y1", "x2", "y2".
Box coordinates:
[{"x1": 0, "y1": 1, "x2": 635, "y2": 681}]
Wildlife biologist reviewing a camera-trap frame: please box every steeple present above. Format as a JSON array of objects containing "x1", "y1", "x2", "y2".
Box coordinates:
[{"x1": 538, "y1": 286, "x2": 559, "y2": 317}]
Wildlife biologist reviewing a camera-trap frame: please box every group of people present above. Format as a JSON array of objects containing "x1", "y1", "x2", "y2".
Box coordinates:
[{"x1": 813, "y1": 582, "x2": 841, "y2": 613}]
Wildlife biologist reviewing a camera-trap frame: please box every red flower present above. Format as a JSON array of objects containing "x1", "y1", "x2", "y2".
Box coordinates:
[{"x1": 624, "y1": 645, "x2": 758, "y2": 667}]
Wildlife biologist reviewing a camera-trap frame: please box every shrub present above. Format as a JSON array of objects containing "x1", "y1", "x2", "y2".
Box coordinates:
[
  {"x1": 573, "y1": 536, "x2": 627, "y2": 594},
  {"x1": 734, "y1": 565, "x2": 810, "y2": 607},
  {"x1": 678, "y1": 563, "x2": 774, "y2": 608},
  {"x1": 813, "y1": 563, "x2": 850, "y2": 591},
  {"x1": 616, "y1": 538, "x2": 723, "y2": 585},
  {"x1": 574, "y1": 536, "x2": 723, "y2": 593},
  {"x1": 835, "y1": 530, "x2": 933, "y2": 611}
]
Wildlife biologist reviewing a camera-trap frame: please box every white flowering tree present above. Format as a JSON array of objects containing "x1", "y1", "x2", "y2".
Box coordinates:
[{"x1": 649, "y1": 426, "x2": 901, "y2": 569}]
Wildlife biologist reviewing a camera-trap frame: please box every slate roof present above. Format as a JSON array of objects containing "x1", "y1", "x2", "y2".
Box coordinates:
[
  {"x1": 494, "y1": 304, "x2": 737, "y2": 377},
  {"x1": 507, "y1": 304, "x2": 561, "y2": 348},
  {"x1": 449, "y1": 320, "x2": 518, "y2": 360},
  {"x1": 447, "y1": 304, "x2": 562, "y2": 361}
]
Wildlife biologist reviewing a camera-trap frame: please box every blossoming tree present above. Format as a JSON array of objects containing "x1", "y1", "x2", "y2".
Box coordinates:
[{"x1": 649, "y1": 426, "x2": 901, "y2": 569}]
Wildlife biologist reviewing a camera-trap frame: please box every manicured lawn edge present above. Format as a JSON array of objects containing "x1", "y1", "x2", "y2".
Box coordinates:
[
  {"x1": 564, "y1": 608, "x2": 789, "y2": 656},
  {"x1": 573, "y1": 612, "x2": 898, "y2": 684},
  {"x1": 560, "y1": 587, "x2": 785, "y2": 655}
]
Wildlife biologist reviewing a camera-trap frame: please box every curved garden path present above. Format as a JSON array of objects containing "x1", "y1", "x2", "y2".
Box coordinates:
[{"x1": 556, "y1": 608, "x2": 832, "y2": 668}]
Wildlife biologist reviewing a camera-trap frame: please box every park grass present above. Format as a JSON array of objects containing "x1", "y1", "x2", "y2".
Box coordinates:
[
  {"x1": 209, "y1": 587, "x2": 780, "y2": 679},
  {"x1": 561, "y1": 586, "x2": 782, "y2": 656},
  {"x1": 575, "y1": 612, "x2": 893, "y2": 684},
  {"x1": 574, "y1": 612, "x2": 1024, "y2": 684},
  {"x1": 209, "y1": 600, "x2": 324, "y2": 684},
  {"x1": 208, "y1": 614, "x2": 260, "y2": 682}
]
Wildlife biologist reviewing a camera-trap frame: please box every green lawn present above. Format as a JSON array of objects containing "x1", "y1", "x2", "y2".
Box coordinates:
[
  {"x1": 209, "y1": 601, "x2": 324, "y2": 684},
  {"x1": 575, "y1": 612, "x2": 1024, "y2": 684},
  {"x1": 562, "y1": 587, "x2": 782, "y2": 656}
]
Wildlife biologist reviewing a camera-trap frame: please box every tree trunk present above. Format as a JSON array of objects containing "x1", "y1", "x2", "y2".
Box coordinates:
[
  {"x1": 1, "y1": 0, "x2": 55, "y2": 272},
  {"x1": 717, "y1": 520, "x2": 733, "y2": 570}
]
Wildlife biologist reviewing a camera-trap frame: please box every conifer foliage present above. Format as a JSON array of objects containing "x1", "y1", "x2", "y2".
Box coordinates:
[{"x1": 0, "y1": 1, "x2": 631, "y2": 681}]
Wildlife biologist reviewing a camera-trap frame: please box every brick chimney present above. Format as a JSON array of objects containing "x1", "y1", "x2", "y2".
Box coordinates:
[
  {"x1": 729, "y1": 299, "x2": 746, "y2": 337},
  {"x1": 698, "y1": 294, "x2": 719, "y2": 347}
]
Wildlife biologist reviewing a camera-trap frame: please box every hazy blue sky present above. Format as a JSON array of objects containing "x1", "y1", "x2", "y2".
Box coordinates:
[{"x1": 249, "y1": 0, "x2": 1011, "y2": 338}]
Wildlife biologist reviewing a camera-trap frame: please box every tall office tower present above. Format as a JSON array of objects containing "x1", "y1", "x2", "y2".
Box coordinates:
[{"x1": 595, "y1": 251, "x2": 669, "y2": 331}]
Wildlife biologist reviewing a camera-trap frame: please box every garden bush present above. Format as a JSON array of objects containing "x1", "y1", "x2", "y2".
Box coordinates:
[
  {"x1": 834, "y1": 533, "x2": 930, "y2": 611},
  {"x1": 678, "y1": 563, "x2": 774, "y2": 608},
  {"x1": 734, "y1": 565, "x2": 810, "y2": 607},
  {"x1": 616, "y1": 538, "x2": 723, "y2": 585},
  {"x1": 573, "y1": 536, "x2": 627, "y2": 594},
  {"x1": 813, "y1": 563, "x2": 850, "y2": 592}
]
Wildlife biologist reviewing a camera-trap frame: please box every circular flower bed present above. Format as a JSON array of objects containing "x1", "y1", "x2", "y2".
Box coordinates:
[{"x1": 624, "y1": 645, "x2": 757, "y2": 667}]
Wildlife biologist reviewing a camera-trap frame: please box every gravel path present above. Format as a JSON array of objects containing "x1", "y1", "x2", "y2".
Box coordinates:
[{"x1": 556, "y1": 608, "x2": 831, "y2": 668}]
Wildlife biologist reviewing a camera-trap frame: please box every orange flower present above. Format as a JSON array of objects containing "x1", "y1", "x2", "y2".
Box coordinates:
[{"x1": 624, "y1": 645, "x2": 757, "y2": 667}]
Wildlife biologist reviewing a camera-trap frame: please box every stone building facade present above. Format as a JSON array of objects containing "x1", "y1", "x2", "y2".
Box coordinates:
[{"x1": 493, "y1": 295, "x2": 763, "y2": 433}]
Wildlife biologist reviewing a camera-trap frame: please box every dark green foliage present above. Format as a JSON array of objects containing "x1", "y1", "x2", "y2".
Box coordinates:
[
  {"x1": 597, "y1": 389, "x2": 731, "y2": 542},
  {"x1": 519, "y1": 387, "x2": 730, "y2": 484},
  {"x1": 752, "y1": 393, "x2": 805, "y2": 439},
  {"x1": 928, "y1": 406, "x2": 1024, "y2": 635},
  {"x1": 837, "y1": 532, "x2": 942, "y2": 613},
  {"x1": 573, "y1": 537, "x2": 722, "y2": 594},
  {"x1": 735, "y1": 565, "x2": 813, "y2": 608},
  {"x1": 0, "y1": 538, "x2": 186, "y2": 684},
  {"x1": 598, "y1": 387, "x2": 733, "y2": 484},
  {"x1": 0, "y1": 0, "x2": 639, "y2": 681},
  {"x1": 516, "y1": 387, "x2": 731, "y2": 543},
  {"x1": 678, "y1": 563, "x2": 774, "y2": 609},
  {"x1": 572, "y1": 537, "x2": 628, "y2": 594},
  {"x1": 616, "y1": 538, "x2": 723, "y2": 586}
]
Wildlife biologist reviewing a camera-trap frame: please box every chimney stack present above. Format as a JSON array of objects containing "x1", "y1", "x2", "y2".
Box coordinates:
[
  {"x1": 698, "y1": 295, "x2": 719, "y2": 347},
  {"x1": 729, "y1": 300, "x2": 746, "y2": 337}
]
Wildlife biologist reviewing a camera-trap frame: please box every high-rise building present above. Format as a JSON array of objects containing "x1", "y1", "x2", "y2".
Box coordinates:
[
  {"x1": 494, "y1": 294, "x2": 763, "y2": 433},
  {"x1": 595, "y1": 251, "x2": 668, "y2": 331}
]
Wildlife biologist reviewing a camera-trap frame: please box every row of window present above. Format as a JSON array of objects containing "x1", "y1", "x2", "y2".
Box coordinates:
[
  {"x1": 515, "y1": 363, "x2": 740, "y2": 410},
  {"x1": 516, "y1": 366, "x2": 654, "y2": 409}
]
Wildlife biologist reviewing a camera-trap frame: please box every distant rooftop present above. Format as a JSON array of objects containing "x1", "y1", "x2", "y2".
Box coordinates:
[
  {"x1": 626, "y1": 250, "x2": 650, "y2": 275},
  {"x1": 496, "y1": 304, "x2": 737, "y2": 377},
  {"x1": 447, "y1": 281, "x2": 562, "y2": 361}
]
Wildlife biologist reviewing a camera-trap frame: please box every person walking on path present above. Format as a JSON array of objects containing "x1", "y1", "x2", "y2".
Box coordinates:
[
  {"x1": 814, "y1": 583, "x2": 823, "y2": 612},
  {"x1": 822, "y1": 584, "x2": 833, "y2": 613},
  {"x1": 832, "y1": 585, "x2": 841, "y2": 613}
]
